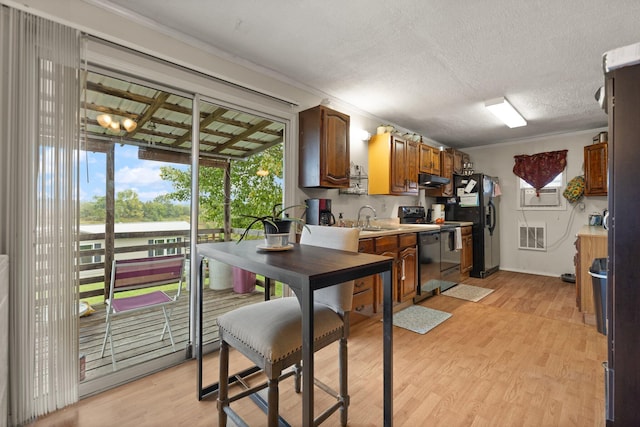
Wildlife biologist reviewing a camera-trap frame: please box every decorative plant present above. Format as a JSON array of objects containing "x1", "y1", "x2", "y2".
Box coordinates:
[{"x1": 237, "y1": 203, "x2": 308, "y2": 242}]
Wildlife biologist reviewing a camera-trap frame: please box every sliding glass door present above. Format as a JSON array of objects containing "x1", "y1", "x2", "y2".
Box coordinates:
[{"x1": 79, "y1": 66, "x2": 287, "y2": 396}]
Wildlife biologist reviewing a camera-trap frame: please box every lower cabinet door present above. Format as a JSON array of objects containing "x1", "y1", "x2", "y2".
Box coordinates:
[{"x1": 398, "y1": 246, "x2": 417, "y2": 302}]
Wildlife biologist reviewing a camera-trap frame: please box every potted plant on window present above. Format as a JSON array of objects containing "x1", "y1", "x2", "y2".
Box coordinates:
[{"x1": 237, "y1": 203, "x2": 308, "y2": 248}]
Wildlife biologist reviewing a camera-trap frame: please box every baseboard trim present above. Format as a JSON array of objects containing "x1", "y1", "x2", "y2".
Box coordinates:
[{"x1": 498, "y1": 267, "x2": 564, "y2": 278}]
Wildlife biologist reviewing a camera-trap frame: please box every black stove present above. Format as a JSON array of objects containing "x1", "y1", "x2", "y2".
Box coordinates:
[
  {"x1": 399, "y1": 206, "x2": 463, "y2": 229},
  {"x1": 398, "y1": 206, "x2": 427, "y2": 224}
]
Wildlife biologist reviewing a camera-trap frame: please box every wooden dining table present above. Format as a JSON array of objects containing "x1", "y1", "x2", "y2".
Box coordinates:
[{"x1": 196, "y1": 239, "x2": 395, "y2": 426}]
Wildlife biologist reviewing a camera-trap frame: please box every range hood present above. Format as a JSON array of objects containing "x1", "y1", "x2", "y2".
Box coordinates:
[{"x1": 418, "y1": 173, "x2": 450, "y2": 187}]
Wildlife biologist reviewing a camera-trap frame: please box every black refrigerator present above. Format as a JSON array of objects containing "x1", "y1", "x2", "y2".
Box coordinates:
[{"x1": 446, "y1": 173, "x2": 499, "y2": 278}]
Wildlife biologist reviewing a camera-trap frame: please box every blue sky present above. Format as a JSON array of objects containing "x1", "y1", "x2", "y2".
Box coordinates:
[{"x1": 79, "y1": 145, "x2": 188, "y2": 202}]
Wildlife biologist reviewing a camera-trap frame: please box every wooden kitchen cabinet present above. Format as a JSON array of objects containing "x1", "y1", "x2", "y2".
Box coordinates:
[
  {"x1": 584, "y1": 142, "x2": 608, "y2": 196},
  {"x1": 419, "y1": 143, "x2": 441, "y2": 175},
  {"x1": 298, "y1": 105, "x2": 350, "y2": 188},
  {"x1": 574, "y1": 226, "x2": 607, "y2": 317},
  {"x1": 397, "y1": 233, "x2": 418, "y2": 302},
  {"x1": 352, "y1": 274, "x2": 376, "y2": 319},
  {"x1": 374, "y1": 234, "x2": 417, "y2": 305},
  {"x1": 446, "y1": 148, "x2": 468, "y2": 174},
  {"x1": 353, "y1": 238, "x2": 377, "y2": 324},
  {"x1": 357, "y1": 233, "x2": 418, "y2": 318},
  {"x1": 368, "y1": 133, "x2": 419, "y2": 195},
  {"x1": 460, "y1": 226, "x2": 473, "y2": 277},
  {"x1": 426, "y1": 150, "x2": 454, "y2": 197}
]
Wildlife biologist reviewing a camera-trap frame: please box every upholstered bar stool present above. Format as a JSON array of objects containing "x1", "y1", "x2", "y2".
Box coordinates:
[{"x1": 216, "y1": 225, "x2": 359, "y2": 427}]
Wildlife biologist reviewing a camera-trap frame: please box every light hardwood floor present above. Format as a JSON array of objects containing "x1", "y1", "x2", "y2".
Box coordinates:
[{"x1": 28, "y1": 271, "x2": 607, "y2": 426}]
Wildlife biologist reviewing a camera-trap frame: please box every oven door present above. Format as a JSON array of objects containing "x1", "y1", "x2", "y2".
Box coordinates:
[{"x1": 440, "y1": 228, "x2": 461, "y2": 288}]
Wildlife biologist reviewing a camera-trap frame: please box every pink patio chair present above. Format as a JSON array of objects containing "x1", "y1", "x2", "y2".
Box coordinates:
[{"x1": 100, "y1": 254, "x2": 186, "y2": 370}]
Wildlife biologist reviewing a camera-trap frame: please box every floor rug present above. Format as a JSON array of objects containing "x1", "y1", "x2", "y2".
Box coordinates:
[
  {"x1": 442, "y1": 284, "x2": 494, "y2": 302},
  {"x1": 390, "y1": 305, "x2": 452, "y2": 334}
]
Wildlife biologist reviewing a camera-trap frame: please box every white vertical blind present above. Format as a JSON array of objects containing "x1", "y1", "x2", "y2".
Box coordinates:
[{"x1": 0, "y1": 6, "x2": 81, "y2": 424}]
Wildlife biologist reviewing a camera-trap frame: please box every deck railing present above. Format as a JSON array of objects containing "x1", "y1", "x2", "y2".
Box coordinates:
[{"x1": 78, "y1": 226, "x2": 262, "y2": 300}]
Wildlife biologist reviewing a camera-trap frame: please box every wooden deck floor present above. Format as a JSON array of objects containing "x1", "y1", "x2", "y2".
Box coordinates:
[{"x1": 79, "y1": 286, "x2": 265, "y2": 380}]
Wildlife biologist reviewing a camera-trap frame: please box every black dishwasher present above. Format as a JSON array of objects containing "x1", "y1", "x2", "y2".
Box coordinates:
[{"x1": 415, "y1": 230, "x2": 441, "y2": 303}]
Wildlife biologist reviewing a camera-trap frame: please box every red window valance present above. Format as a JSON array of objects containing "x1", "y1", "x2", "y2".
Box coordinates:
[{"x1": 513, "y1": 149, "x2": 568, "y2": 195}]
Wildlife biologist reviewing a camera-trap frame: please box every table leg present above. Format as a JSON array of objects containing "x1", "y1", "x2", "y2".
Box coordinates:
[
  {"x1": 264, "y1": 277, "x2": 272, "y2": 301},
  {"x1": 197, "y1": 258, "x2": 204, "y2": 399},
  {"x1": 382, "y1": 269, "x2": 393, "y2": 426},
  {"x1": 300, "y1": 281, "x2": 314, "y2": 427}
]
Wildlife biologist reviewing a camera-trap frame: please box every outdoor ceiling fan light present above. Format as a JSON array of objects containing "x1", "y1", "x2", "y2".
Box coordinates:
[
  {"x1": 485, "y1": 97, "x2": 527, "y2": 128},
  {"x1": 96, "y1": 113, "x2": 112, "y2": 128},
  {"x1": 122, "y1": 118, "x2": 137, "y2": 132},
  {"x1": 109, "y1": 120, "x2": 120, "y2": 132}
]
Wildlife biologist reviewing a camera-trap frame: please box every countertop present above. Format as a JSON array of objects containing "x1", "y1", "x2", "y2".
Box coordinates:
[
  {"x1": 577, "y1": 225, "x2": 608, "y2": 238},
  {"x1": 357, "y1": 221, "x2": 474, "y2": 238}
]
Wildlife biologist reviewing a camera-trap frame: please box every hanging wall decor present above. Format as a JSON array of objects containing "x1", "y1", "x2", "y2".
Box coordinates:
[{"x1": 513, "y1": 149, "x2": 568, "y2": 195}]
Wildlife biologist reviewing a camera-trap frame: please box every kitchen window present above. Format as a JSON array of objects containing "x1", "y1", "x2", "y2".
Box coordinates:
[{"x1": 517, "y1": 172, "x2": 566, "y2": 210}]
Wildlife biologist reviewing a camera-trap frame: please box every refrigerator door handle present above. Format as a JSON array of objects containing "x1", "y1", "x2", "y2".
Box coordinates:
[{"x1": 488, "y1": 200, "x2": 496, "y2": 235}]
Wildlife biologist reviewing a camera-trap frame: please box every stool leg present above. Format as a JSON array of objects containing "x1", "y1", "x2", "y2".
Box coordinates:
[
  {"x1": 267, "y1": 377, "x2": 279, "y2": 427},
  {"x1": 293, "y1": 362, "x2": 302, "y2": 393},
  {"x1": 218, "y1": 340, "x2": 229, "y2": 427}
]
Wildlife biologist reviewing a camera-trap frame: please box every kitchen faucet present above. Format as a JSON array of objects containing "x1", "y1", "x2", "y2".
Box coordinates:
[{"x1": 357, "y1": 205, "x2": 377, "y2": 228}]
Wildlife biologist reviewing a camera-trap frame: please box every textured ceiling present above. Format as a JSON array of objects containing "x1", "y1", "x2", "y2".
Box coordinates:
[{"x1": 96, "y1": 0, "x2": 640, "y2": 149}]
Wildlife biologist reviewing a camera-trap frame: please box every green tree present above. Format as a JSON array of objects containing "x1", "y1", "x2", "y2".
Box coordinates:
[
  {"x1": 160, "y1": 145, "x2": 285, "y2": 228},
  {"x1": 80, "y1": 191, "x2": 190, "y2": 224},
  {"x1": 115, "y1": 189, "x2": 144, "y2": 221},
  {"x1": 143, "y1": 194, "x2": 190, "y2": 221},
  {"x1": 80, "y1": 195, "x2": 106, "y2": 223}
]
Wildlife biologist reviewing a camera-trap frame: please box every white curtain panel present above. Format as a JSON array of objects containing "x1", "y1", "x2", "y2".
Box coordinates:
[{"x1": 0, "y1": 6, "x2": 81, "y2": 424}]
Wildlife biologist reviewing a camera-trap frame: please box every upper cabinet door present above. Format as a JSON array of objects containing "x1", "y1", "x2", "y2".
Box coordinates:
[
  {"x1": 299, "y1": 105, "x2": 350, "y2": 188},
  {"x1": 322, "y1": 108, "x2": 350, "y2": 186},
  {"x1": 369, "y1": 133, "x2": 418, "y2": 195},
  {"x1": 584, "y1": 142, "x2": 608, "y2": 196},
  {"x1": 406, "y1": 140, "x2": 419, "y2": 192},
  {"x1": 419, "y1": 143, "x2": 432, "y2": 173},
  {"x1": 390, "y1": 136, "x2": 409, "y2": 194}
]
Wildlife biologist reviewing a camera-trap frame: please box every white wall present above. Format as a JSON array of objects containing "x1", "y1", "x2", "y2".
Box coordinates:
[{"x1": 467, "y1": 129, "x2": 608, "y2": 277}]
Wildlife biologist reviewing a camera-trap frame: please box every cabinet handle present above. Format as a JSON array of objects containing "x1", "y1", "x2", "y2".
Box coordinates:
[
  {"x1": 355, "y1": 280, "x2": 365, "y2": 289},
  {"x1": 401, "y1": 259, "x2": 406, "y2": 280}
]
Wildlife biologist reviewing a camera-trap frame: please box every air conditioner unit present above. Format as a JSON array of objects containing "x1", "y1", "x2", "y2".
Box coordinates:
[{"x1": 521, "y1": 188, "x2": 561, "y2": 207}]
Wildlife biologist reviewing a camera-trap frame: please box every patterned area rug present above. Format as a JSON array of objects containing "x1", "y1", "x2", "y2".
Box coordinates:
[
  {"x1": 390, "y1": 305, "x2": 452, "y2": 334},
  {"x1": 442, "y1": 284, "x2": 494, "y2": 302}
]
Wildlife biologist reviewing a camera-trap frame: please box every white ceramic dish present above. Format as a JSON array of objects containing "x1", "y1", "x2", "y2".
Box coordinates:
[{"x1": 256, "y1": 243, "x2": 294, "y2": 252}]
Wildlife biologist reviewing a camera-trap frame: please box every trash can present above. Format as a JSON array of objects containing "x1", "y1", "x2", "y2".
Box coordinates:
[
  {"x1": 209, "y1": 259, "x2": 233, "y2": 290},
  {"x1": 589, "y1": 258, "x2": 608, "y2": 335},
  {"x1": 232, "y1": 267, "x2": 256, "y2": 294}
]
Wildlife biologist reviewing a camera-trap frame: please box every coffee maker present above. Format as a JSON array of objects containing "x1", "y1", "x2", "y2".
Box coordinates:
[{"x1": 305, "y1": 198, "x2": 335, "y2": 226}]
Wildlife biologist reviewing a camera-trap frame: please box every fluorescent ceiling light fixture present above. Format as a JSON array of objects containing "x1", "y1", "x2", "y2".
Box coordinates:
[{"x1": 485, "y1": 97, "x2": 527, "y2": 128}]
